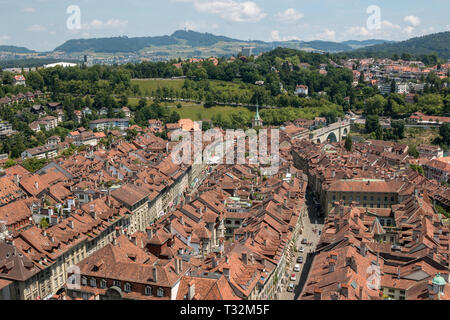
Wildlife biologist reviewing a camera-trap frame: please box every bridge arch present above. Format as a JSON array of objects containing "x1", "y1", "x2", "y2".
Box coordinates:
[
  {"x1": 343, "y1": 128, "x2": 348, "y2": 136},
  {"x1": 326, "y1": 132, "x2": 338, "y2": 143},
  {"x1": 316, "y1": 138, "x2": 322, "y2": 144}
]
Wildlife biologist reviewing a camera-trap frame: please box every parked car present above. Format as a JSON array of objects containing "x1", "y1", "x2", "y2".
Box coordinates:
[
  {"x1": 297, "y1": 256, "x2": 303, "y2": 263},
  {"x1": 299, "y1": 247, "x2": 304, "y2": 253},
  {"x1": 290, "y1": 274, "x2": 297, "y2": 281},
  {"x1": 301, "y1": 238, "x2": 307, "y2": 244},
  {"x1": 294, "y1": 264, "x2": 301, "y2": 272},
  {"x1": 287, "y1": 283, "x2": 295, "y2": 292}
]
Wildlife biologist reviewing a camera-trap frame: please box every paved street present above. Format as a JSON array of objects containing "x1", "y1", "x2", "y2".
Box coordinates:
[{"x1": 279, "y1": 188, "x2": 324, "y2": 300}]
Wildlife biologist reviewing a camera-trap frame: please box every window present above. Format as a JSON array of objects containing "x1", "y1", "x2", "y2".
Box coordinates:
[
  {"x1": 145, "y1": 286, "x2": 152, "y2": 296},
  {"x1": 124, "y1": 283, "x2": 131, "y2": 293},
  {"x1": 81, "y1": 277, "x2": 87, "y2": 286},
  {"x1": 113, "y1": 280, "x2": 121, "y2": 287},
  {"x1": 363, "y1": 196, "x2": 367, "y2": 201},
  {"x1": 157, "y1": 288, "x2": 164, "y2": 297},
  {"x1": 100, "y1": 280, "x2": 107, "y2": 289},
  {"x1": 90, "y1": 278, "x2": 97, "y2": 287}
]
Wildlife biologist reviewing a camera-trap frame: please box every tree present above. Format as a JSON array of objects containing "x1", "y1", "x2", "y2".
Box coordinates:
[
  {"x1": 391, "y1": 120, "x2": 405, "y2": 140},
  {"x1": 344, "y1": 136, "x2": 352, "y2": 151},
  {"x1": 169, "y1": 111, "x2": 180, "y2": 123},
  {"x1": 439, "y1": 122, "x2": 450, "y2": 145},
  {"x1": 39, "y1": 217, "x2": 49, "y2": 229},
  {"x1": 2, "y1": 159, "x2": 16, "y2": 169},
  {"x1": 410, "y1": 164, "x2": 424, "y2": 175},
  {"x1": 365, "y1": 95, "x2": 387, "y2": 115},
  {"x1": 408, "y1": 145, "x2": 419, "y2": 158},
  {"x1": 366, "y1": 114, "x2": 380, "y2": 134},
  {"x1": 390, "y1": 80, "x2": 396, "y2": 94},
  {"x1": 26, "y1": 71, "x2": 44, "y2": 90}
]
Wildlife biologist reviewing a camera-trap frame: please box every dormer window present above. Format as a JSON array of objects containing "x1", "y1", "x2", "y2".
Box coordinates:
[
  {"x1": 124, "y1": 283, "x2": 132, "y2": 293},
  {"x1": 145, "y1": 286, "x2": 152, "y2": 296},
  {"x1": 81, "y1": 277, "x2": 87, "y2": 286},
  {"x1": 90, "y1": 278, "x2": 97, "y2": 287},
  {"x1": 100, "y1": 279, "x2": 107, "y2": 289},
  {"x1": 157, "y1": 288, "x2": 164, "y2": 297}
]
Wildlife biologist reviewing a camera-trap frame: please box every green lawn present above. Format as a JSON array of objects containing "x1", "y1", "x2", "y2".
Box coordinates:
[
  {"x1": 166, "y1": 102, "x2": 254, "y2": 121},
  {"x1": 131, "y1": 78, "x2": 255, "y2": 98},
  {"x1": 131, "y1": 79, "x2": 185, "y2": 96}
]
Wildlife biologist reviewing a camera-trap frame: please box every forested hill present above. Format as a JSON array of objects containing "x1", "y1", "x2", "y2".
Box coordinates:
[
  {"x1": 53, "y1": 30, "x2": 388, "y2": 54},
  {"x1": 0, "y1": 45, "x2": 35, "y2": 53},
  {"x1": 54, "y1": 30, "x2": 241, "y2": 53},
  {"x1": 350, "y1": 31, "x2": 450, "y2": 59}
]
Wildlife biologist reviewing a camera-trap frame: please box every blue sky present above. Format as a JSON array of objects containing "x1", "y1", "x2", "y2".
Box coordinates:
[{"x1": 0, "y1": 0, "x2": 449, "y2": 51}]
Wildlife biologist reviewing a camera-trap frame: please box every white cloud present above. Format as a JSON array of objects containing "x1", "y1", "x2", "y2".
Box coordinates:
[
  {"x1": 27, "y1": 24, "x2": 46, "y2": 32},
  {"x1": 270, "y1": 30, "x2": 299, "y2": 42},
  {"x1": 179, "y1": 21, "x2": 199, "y2": 31},
  {"x1": 402, "y1": 26, "x2": 415, "y2": 36},
  {"x1": 347, "y1": 26, "x2": 370, "y2": 37},
  {"x1": 176, "y1": 0, "x2": 266, "y2": 22},
  {"x1": 0, "y1": 35, "x2": 10, "y2": 44},
  {"x1": 381, "y1": 20, "x2": 400, "y2": 29},
  {"x1": 316, "y1": 29, "x2": 336, "y2": 41},
  {"x1": 81, "y1": 19, "x2": 128, "y2": 30},
  {"x1": 404, "y1": 15, "x2": 421, "y2": 27},
  {"x1": 22, "y1": 7, "x2": 35, "y2": 13},
  {"x1": 275, "y1": 8, "x2": 304, "y2": 24}
]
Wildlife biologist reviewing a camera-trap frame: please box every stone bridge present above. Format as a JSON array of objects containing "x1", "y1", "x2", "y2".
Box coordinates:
[{"x1": 309, "y1": 119, "x2": 350, "y2": 144}]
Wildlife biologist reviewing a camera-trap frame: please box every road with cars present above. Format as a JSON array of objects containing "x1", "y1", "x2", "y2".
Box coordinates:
[{"x1": 278, "y1": 189, "x2": 324, "y2": 300}]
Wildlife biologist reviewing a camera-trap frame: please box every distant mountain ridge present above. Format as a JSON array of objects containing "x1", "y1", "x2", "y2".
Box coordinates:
[
  {"x1": 0, "y1": 45, "x2": 35, "y2": 53},
  {"x1": 52, "y1": 30, "x2": 393, "y2": 54},
  {"x1": 350, "y1": 31, "x2": 450, "y2": 59}
]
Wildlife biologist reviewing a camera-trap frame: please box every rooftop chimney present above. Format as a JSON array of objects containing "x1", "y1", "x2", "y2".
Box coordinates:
[
  {"x1": 242, "y1": 252, "x2": 248, "y2": 265},
  {"x1": 146, "y1": 227, "x2": 153, "y2": 239},
  {"x1": 314, "y1": 287, "x2": 322, "y2": 300},
  {"x1": 361, "y1": 242, "x2": 367, "y2": 257},
  {"x1": 223, "y1": 267, "x2": 230, "y2": 279},
  {"x1": 175, "y1": 258, "x2": 180, "y2": 274},
  {"x1": 341, "y1": 284, "x2": 349, "y2": 298},
  {"x1": 187, "y1": 281, "x2": 195, "y2": 300},
  {"x1": 152, "y1": 267, "x2": 158, "y2": 282},
  {"x1": 34, "y1": 181, "x2": 39, "y2": 189}
]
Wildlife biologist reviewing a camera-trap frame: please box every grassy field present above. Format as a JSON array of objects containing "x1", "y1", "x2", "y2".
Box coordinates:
[
  {"x1": 131, "y1": 79, "x2": 185, "y2": 96},
  {"x1": 131, "y1": 78, "x2": 255, "y2": 98},
  {"x1": 127, "y1": 98, "x2": 254, "y2": 121},
  {"x1": 166, "y1": 102, "x2": 254, "y2": 121}
]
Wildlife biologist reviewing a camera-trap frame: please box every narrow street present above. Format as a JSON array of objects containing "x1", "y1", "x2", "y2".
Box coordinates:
[{"x1": 278, "y1": 188, "x2": 324, "y2": 300}]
